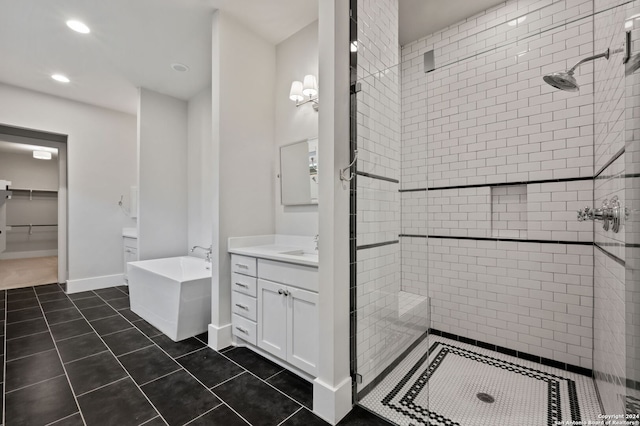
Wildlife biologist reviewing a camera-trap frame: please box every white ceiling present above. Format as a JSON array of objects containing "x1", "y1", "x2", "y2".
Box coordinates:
[
  {"x1": 0, "y1": 0, "x2": 504, "y2": 115},
  {"x1": 399, "y1": 0, "x2": 508, "y2": 46}
]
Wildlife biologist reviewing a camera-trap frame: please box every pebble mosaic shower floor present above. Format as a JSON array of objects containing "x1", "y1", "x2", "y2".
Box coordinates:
[{"x1": 360, "y1": 335, "x2": 602, "y2": 426}]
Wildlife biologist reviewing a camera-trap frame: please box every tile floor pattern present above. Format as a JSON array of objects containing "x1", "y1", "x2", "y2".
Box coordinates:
[
  {"x1": 360, "y1": 335, "x2": 603, "y2": 426},
  {"x1": 0, "y1": 284, "x2": 393, "y2": 426}
]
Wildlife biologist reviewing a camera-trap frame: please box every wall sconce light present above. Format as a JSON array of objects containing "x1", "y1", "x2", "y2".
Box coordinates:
[{"x1": 290, "y1": 74, "x2": 318, "y2": 111}]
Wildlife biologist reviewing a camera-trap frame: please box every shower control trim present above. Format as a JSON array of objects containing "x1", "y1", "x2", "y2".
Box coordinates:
[{"x1": 577, "y1": 196, "x2": 622, "y2": 232}]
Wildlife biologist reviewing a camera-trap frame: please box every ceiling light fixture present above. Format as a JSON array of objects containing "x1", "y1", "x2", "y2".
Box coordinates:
[
  {"x1": 33, "y1": 150, "x2": 52, "y2": 160},
  {"x1": 171, "y1": 63, "x2": 189, "y2": 72},
  {"x1": 66, "y1": 20, "x2": 90, "y2": 34},
  {"x1": 51, "y1": 74, "x2": 70, "y2": 83},
  {"x1": 507, "y1": 16, "x2": 527, "y2": 26},
  {"x1": 289, "y1": 74, "x2": 319, "y2": 111}
]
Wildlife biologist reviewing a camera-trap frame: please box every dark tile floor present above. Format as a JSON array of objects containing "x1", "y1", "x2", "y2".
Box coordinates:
[{"x1": 1, "y1": 284, "x2": 392, "y2": 426}]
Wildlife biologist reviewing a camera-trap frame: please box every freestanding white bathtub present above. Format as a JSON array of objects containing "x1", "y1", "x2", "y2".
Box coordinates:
[{"x1": 128, "y1": 256, "x2": 211, "y2": 342}]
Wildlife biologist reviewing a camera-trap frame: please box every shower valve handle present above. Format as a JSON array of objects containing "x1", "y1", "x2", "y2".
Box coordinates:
[{"x1": 576, "y1": 196, "x2": 622, "y2": 232}]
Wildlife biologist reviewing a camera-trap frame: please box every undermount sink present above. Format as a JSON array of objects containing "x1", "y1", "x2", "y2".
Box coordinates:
[{"x1": 279, "y1": 249, "x2": 317, "y2": 257}]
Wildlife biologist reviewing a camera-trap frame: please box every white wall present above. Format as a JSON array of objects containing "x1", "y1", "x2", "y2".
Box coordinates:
[
  {"x1": 137, "y1": 88, "x2": 188, "y2": 261},
  {"x1": 0, "y1": 151, "x2": 58, "y2": 256},
  {"x1": 0, "y1": 82, "x2": 136, "y2": 284},
  {"x1": 210, "y1": 10, "x2": 276, "y2": 347},
  {"x1": 275, "y1": 21, "x2": 319, "y2": 236},
  {"x1": 187, "y1": 87, "x2": 213, "y2": 252}
]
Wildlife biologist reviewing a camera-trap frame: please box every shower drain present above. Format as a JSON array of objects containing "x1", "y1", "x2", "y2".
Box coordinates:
[{"x1": 476, "y1": 393, "x2": 495, "y2": 403}]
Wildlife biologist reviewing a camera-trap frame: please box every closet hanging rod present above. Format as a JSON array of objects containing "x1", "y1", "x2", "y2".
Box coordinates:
[
  {"x1": 8, "y1": 188, "x2": 58, "y2": 193},
  {"x1": 8, "y1": 224, "x2": 58, "y2": 227}
]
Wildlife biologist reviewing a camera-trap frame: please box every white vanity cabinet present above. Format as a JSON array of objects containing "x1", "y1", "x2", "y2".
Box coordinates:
[
  {"x1": 123, "y1": 236, "x2": 138, "y2": 282},
  {"x1": 257, "y1": 279, "x2": 318, "y2": 375},
  {"x1": 230, "y1": 253, "x2": 318, "y2": 376}
]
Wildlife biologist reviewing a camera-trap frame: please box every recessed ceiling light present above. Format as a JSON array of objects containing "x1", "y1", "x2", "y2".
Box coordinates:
[
  {"x1": 171, "y1": 63, "x2": 189, "y2": 72},
  {"x1": 66, "y1": 20, "x2": 90, "y2": 34},
  {"x1": 33, "y1": 150, "x2": 52, "y2": 160},
  {"x1": 51, "y1": 74, "x2": 70, "y2": 83}
]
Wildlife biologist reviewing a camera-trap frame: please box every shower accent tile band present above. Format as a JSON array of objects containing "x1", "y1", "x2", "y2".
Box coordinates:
[
  {"x1": 429, "y1": 329, "x2": 593, "y2": 377},
  {"x1": 398, "y1": 176, "x2": 593, "y2": 193},
  {"x1": 356, "y1": 240, "x2": 399, "y2": 251},
  {"x1": 356, "y1": 171, "x2": 400, "y2": 184},
  {"x1": 399, "y1": 234, "x2": 594, "y2": 246}
]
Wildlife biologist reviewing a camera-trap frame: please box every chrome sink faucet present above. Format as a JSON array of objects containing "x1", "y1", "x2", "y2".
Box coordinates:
[{"x1": 191, "y1": 245, "x2": 213, "y2": 268}]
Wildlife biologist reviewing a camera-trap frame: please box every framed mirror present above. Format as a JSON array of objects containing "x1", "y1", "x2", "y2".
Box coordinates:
[{"x1": 280, "y1": 138, "x2": 318, "y2": 206}]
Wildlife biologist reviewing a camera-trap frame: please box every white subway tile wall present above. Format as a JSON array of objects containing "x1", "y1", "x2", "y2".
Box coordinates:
[
  {"x1": 624, "y1": 0, "x2": 640, "y2": 392},
  {"x1": 356, "y1": 0, "x2": 640, "y2": 408},
  {"x1": 357, "y1": 0, "x2": 428, "y2": 393},
  {"x1": 398, "y1": 0, "x2": 598, "y2": 370},
  {"x1": 492, "y1": 185, "x2": 529, "y2": 238},
  {"x1": 428, "y1": 237, "x2": 594, "y2": 369},
  {"x1": 594, "y1": 249, "x2": 626, "y2": 414},
  {"x1": 356, "y1": 176, "x2": 400, "y2": 246},
  {"x1": 356, "y1": 243, "x2": 428, "y2": 391},
  {"x1": 592, "y1": 0, "x2": 639, "y2": 416}
]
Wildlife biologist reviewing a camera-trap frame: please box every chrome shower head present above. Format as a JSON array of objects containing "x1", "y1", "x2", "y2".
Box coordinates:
[
  {"x1": 543, "y1": 71, "x2": 579, "y2": 92},
  {"x1": 543, "y1": 48, "x2": 610, "y2": 92}
]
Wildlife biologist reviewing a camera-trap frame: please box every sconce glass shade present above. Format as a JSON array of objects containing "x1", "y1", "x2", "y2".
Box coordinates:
[
  {"x1": 302, "y1": 75, "x2": 318, "y2": 97},
  {"x1": 289, "y1": 81, "x2": 304, "y2": 102}
]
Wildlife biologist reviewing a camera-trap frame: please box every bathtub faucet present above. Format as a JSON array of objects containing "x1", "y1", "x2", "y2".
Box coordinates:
[{"x1": 190, "y1": 245, "x2": 213, "y2": 269}]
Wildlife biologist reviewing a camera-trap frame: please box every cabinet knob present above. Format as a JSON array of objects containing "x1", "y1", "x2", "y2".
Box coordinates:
[
  {"x1": 235, "y1": 263, "x2": 249, "y2": 269},
  {"x1": 235, "y1": 326, "x2": 248, "y2": 334},
  {"x1": 235, "y1": 282, "x2": 248, "y2": 288},
  {"x1": 235, "y1": 303, "x2": 249, "y2": 310}
]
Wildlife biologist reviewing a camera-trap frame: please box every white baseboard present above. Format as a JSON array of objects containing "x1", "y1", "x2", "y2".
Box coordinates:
[
  {"x1": 313, "y1": 376, "x2": 352, "y2": 425},
  {"x1": 0, "y1": 249, "x2": 58, "y2": 260},
  {"x1": 66, "y1": 274, "x2": 125, "y2": 294},
  {"x1": 208, "y1": 323, "x2": 232, "y2": 350}
]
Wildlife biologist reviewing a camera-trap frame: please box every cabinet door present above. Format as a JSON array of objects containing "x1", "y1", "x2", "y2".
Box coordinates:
[
  {"x1": 257, "y1": 279, "x2": 287, "y2": 360},
  {"x1": 123, "y1": 247, "x2": 137, "y2": 280},
  {"x1": 286, "y1": 287, "x2": 318, "y2": 376}
]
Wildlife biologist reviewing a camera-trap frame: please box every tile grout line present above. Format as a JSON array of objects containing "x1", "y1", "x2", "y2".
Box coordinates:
[
  {"x1": 5, "y1": 329, "x2": 50, "y2": 342},
  {"x1": 62, "y1": 349, "x2": 111, "y2": 366},
  {"x1": 63, "y1": 291, "x2": 170, "y2": 426},
  {"x1": 264, "y1": 369, "x2": 284, "y2": 382},
  {"x1": 173, "y1": 345, "x2": 208, "y2": 360},
  {"x1": 54, "y1": 331, "x2": 99, "y2": 344},
  {"x1": 209, "y1": 371, "x2": 247, "y2": 391},
  {"x1": 112, "y1": 343, "x2": 156, "y2": 359},
  {"x1": 3, "y1": 291, "x2": 7, "y2": 426},
  {"x1": 217, "y1": 348, "x2": 311, "y2": 411},
  {"x1": 276, "y1": 406, "x2": 303, "y2": 426},
  {"x1": 137, "y1": 367, "x2": 184, "y2": 388},
  {"x1": 34, "y1": 285, "x2": 89, "y2": 426},
  {"x1": 181, "y1": 402, "x2": 224, "y2": 426},
  {"x1": 44, "y1": 411, "x2": 81, "y2": 426},
  {"x1": 74, "y1": 376, "x2": 129, "y2": 398},
  {"x1": 93, "y1": 291, "x2": 256, "y2": 426},
  {"x1": 5, "y1": 373, "x2": 67, "y2": 395}
]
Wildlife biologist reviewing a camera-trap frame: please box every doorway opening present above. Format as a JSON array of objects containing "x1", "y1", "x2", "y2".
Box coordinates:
[{"x1": 0, "y1": 124, "x2": 68, "y2": 290}]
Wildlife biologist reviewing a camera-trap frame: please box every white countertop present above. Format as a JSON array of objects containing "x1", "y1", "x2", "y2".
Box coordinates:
[
  {"x1": 122, "y1": 227, "x2": 137, "y2": 238},
  {"x1": 228, "y1": 235, "x2": 318, "y2": 267}
]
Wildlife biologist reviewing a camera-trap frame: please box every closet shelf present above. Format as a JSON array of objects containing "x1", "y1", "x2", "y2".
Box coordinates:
[
  {"x1": 8, "y1": 188, "x2": 58, "y2": 193},
  {"x1": 7, "y1": 188, "x2": 58, "y2": 201}
]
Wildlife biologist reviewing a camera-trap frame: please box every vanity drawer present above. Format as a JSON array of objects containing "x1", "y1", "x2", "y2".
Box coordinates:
[
  {"x1": 231, "y1": 254, "x2": 257, "y2": 276},
  {"x1": 232, "y1": 273, "x2": 257, "y2": 297},
  {"x1": 232, "y1": 291, "x2": 257, "y2": 322},
  {"x1": 232, "y1": 314, "x2": 257, "y2": 345},
  {"x1": 258, "y1": 259, "x2": 318, "y2": 292}
]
